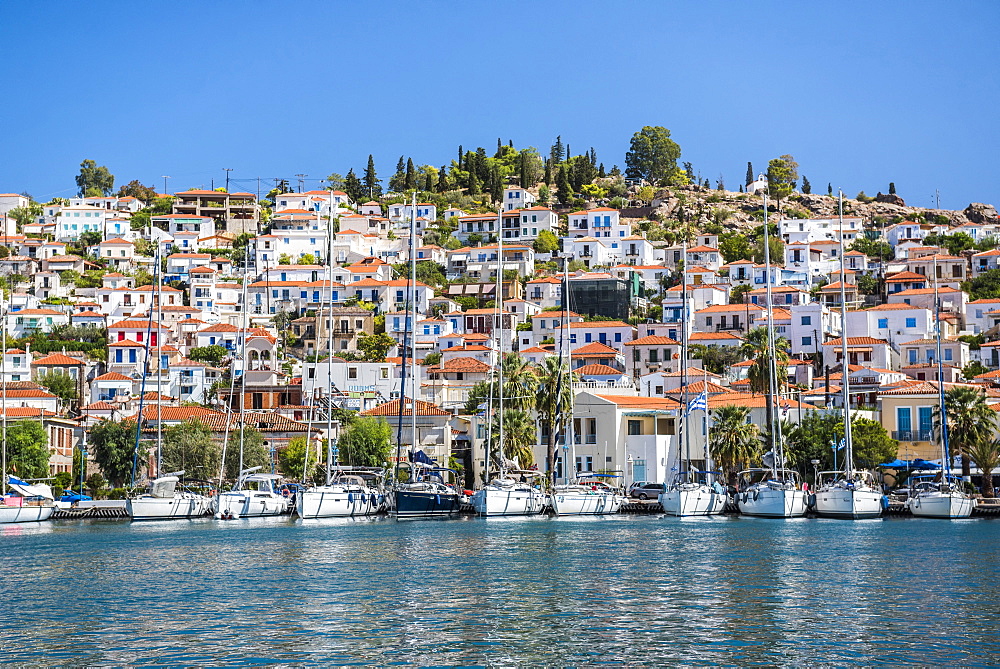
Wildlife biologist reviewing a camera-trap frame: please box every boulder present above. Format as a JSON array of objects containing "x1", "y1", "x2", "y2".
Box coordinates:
[
  {"x1": 874, "y1": 192, "x2": 906, "y2": 206},
  {"x1": 963, "y1": 202, "x2": 999, "y2": 225}
]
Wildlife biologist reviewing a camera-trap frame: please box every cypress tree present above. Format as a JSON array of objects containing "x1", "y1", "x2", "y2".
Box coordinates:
[
  {"x1": 489, "y1": 164, "x2": 503, "y2": 203},
  {"x1": 589, "y1": 147, "x2": 597, "y2": 166},
  {"x1": 802, "y1": 176, "x2": 811, "y2": 194},
  {"x1": 828, "y1": 183, "x2": 833, "y2": 196},
  {"x1": 343, "y1": 169, "x2": 364, "y2": 204},
  {"x1": 363, "y1": 155, "x2": 381, "y2": 199},
  {"x1": 496, "y1": 137, "x2": 502, "y2": 157},
  {"x1": 543, "y1": 159, "x2": 552, "y2": 185},
  {"x1": 389, "y1": 156, "x2": 406, "y2": 192},
  {"x1": 519, "y1": 152, "x2": 528, "y2": 188},
  {"x1": 556, "y1": 165, "x2": 573, "y2": 205},
  {"x1": 458, "y1": 145, "x2": 463, "y2": 169},
  {"x1": 599, "y1": 163, "x2": 606, "y2": 178},
  {"x1": 746, "y1": 162, "x2": 754, "y2": 186},
  {"x1": 424, "y1": 171, "x2": 434, "y2": 192},
  {"x1": 405, "y1": 158, "x2": 416, "y2": 190},
  {"x1": 468, "y1": 170, "x2": 481, "y2": 196},
  {"x1": 508, "y1": 139, "x2": 513, "y2": 148},
  {"x1": 566, "y1": 144, "x2": 571, "y2": 161},
  {"x1": 437, "y1": 166, "x2": 450, "y2": 193}
]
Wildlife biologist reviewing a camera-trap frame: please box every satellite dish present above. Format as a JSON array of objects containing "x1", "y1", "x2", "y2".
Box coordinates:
[{"x1": 762, "y1": 451, "x2": 776, "y2": 469}]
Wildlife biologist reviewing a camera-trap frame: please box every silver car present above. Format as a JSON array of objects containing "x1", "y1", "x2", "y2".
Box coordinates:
[{"x1": 628, "y1": 481, "x2": 666, "y2": 500}]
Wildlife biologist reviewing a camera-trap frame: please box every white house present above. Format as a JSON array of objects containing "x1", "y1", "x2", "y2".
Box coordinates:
[{"x1": 502, "y1": 187, "x2": 536, "y2": 212}]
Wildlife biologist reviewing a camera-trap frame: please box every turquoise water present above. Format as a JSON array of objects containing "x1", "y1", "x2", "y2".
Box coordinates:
[{"x1": 1, "y1": 515, "x2": 998, "y2": 665}]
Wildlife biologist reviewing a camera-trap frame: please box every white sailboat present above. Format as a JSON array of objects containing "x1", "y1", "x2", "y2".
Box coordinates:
[
  {"x1": 296, "y1": 467, "x2": 385, "y2": 518},
  {"x1": 548, "y1": 252, "x2": 623, "y2": 516},
  {"x1": 814, "y1": 192, "x2": 884, "y2": 519},
  {"x1": 471, "y1": 208, "x2": 546, "y2": 516},
  {"x1": 660, "y1": 239, "x2": 726, "y2": 517},
  {"x1": 126, "y1": 471, "x2": 212, "y2": 520},
  {"x1": 213, "y1": 467, "x2": 288, "y2": 518},
  {"x1": 737, "y1": 192, "x2": 807, "y2": 518},
  {"x1": 906, "y1": 255, "x2": 974, "y2": 519}
]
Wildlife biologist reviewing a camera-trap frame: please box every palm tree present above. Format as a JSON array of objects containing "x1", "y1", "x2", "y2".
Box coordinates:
[
  {"x1": 498, "y1": 352, "x2": 538, "y2": 413},
  {"x1": 710, "y1": 405, "x2": 761, "y2": 484},
  {"x1": 739, "y1": 326, "x2": 790, "y2": 427},
  {"x1": 966, "y1": 439, "x2": 1000, "y2": 498},
  {"x1": 937, "y1": 386, "x2": 997, "y2": 479},
  {"x1": 535, "y1": 356, "x2": 573, "y2": 484},
  {"x1": 492, "y1": 408, "x2": 536, "y2": 470}
]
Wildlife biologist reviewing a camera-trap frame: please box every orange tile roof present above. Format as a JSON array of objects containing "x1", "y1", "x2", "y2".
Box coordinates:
[
  {"x1": 823, "y1": 336, "x2": 890, "y2": 346},
  {"x1": 361, "y1": 398, "x2": 450, "y2": 417},
  {"x1": 623, "y1": 335, "x2": 680, "y2": 346},
  {"x1": 32, "y1": 353, "x2": 83, "y2": 366},
  {"x1": 576, "y1": 364, "x2": 625, "y2": 376},
  {"x1": 94, "y1": 372, "x2": 132, "y2": 381},
  {"x1": 571, "y1": 342, "x2": 619, "y2": 356}
]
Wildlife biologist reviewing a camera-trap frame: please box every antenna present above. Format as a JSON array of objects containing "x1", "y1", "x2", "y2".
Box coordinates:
[
  {"x1": 295, "y1": 174, "x2": 308, "y2": 193},
  {"x1": 161, "y1": 176, "x2": 170, "y2": 195}
]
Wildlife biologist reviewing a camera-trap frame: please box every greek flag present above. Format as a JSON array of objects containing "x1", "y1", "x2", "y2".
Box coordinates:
[
  {"x1": 836, "y1": 438, "x2": 846, "y2": 451},
  {"x1": 686, "y1": 391, "x2": 708, "y2": 415}
]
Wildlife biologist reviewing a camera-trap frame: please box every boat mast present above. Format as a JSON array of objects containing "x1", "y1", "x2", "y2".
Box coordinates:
[
  {"x1": 156, "y1": 247, "x2": 163, "y2": 477},
  {"x1": 409, "y1": 192, "x2": 418, "y2": 470},
  {"x1": 762, "y1": 191, "x2": 782, "y2": 476},
  {"x1": 681, "y1": 236, "x2": 690, "y2": 481},
  {"x1": 326, "y1": 192, "x2": 336, "y2": 480},
  {"x1": 837, "y1": 191, "x2": 853, "y2": 475},
  {"x1": 564, "y1": 254, "x2": 575, "y2": 481},
  {"x1": 130, "y1": 254, "x2": 159, "y2": 486},
  {"x1": 1, "y1": 295, "x2": 6, "y2": 495},
  {"x1": 237, "y1": 239, "x2": 252, "y2": 476},
  {"x1": 496, "y1": 207, "x2": 504, "y2": 475},
  {"x1": 932, "y1": 254, "x2": 952, "y2": 481}
]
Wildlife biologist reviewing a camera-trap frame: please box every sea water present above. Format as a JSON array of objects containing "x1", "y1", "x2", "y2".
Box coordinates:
[{"x1": 1, "y1": 515, "x2": 997, "y2": 665}]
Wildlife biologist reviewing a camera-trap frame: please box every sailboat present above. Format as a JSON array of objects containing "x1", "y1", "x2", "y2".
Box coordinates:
[
  {"x1": 1, "y1": 475, "x2": 56, "y2": 523},
  {"x1": 660, "y1": 239, "x2": 727, "y2": 517},
  {"x1": 127, "y1": 250, "x2": 211, "y2": 520},
  {"x1": 905, "y1": 255, "x2": 975, "y2": 519},
  {"x1": 736, "y1": 192, "x2": 808, "y2": 518},
  {"x1": 391, "y1": 193, "x2": 460, "y2": 518},
  {"x1": 471, "y1": 213, "x2": 547, "y2": 516},
  {"x1": 814, "y1": 192, "x2": 884, "y2": 519},
  {"x1": 298, "y1": 196, "x2": 387, "y2": 518},
  {"x1": 549, "y1": 250, "x2": 624, "y2": 515}
]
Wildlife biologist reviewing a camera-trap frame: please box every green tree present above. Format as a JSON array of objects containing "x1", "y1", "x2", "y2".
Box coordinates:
[
  {"x1": 550, "y1": 136, "x2": 565, "y2": 165},
  {"x1": 967, "y1": 439, "x2": 999, "y2": 497},
  {"x1": 90, "y1": 419, "x2": 144, "y2": 488},
  {"x1": 729, "y1": 284, "x2": 752, "y2": 304},
  {"x1": 325, "y1": 173, "x2": 344, "y2": 190},
  {"x1": 690, "y1": 344, "x2": 744, "y2": 375},
  {"x1": 75, "y1": 159, "x2": 115, "y2": 197},
  {"x1": 8, "y1": 202, "x2": 43, "y2": 229},
  {"x1": 224, "y1": 425, "x2": 269, "y2": 479},
  {"x1": 745, "y1": 161, "x2": 754, "y2": 186},
  {"x1": 189, "y1": 345, "x2": 228, "y2": 366},
  {"x1": 888, "y1": 181, "x2": 896, "y2": 195},
  {"x1": 556, "y1": 165, "x2": 573, "y2": 205},
  {"x1": 38, "y1": 370, "x2": 78, "y2": 405},
  {"x1": 849, "y1": 236, "x2": 893, "y2": 262},
  {"x1": 338, "y1": 416, "x2": 392, "y2": 467},
  {"x1": 343, "y1": 169, "x2": 364, "y2": 204},
  {"x1": 389, "y1": 156, "x2": 406, "y2": 192},
  {"x1": 719, "y1": 233, "x2": 752, "y2": 263},
  {"x1": 624, "y1": 125, "x2": 682, "y2": 184},
  {"x1": 4, "y1": 420, "x2": 49, "y2": 479},
  {"x1": 856, "y1": 274, "x2": 879, "y2": 295},
  {"x1": 740, "y1": 326, "x2": 790, "y2": 426},
  {"x1": 535, "y1": 357, "x2": 573, "y2": 483},
  {"x1": 533, "y1": 229, "x2": 560, "y2": 254},
  {"x1": 850, "y1": 417, "x2": 898, "y2": 469},
  {"x1": 938, "y1": 385, "x2": 997, "y2": 479},
  {"x1": 357, "y1": 331, "x2": 395, "y2": 362},
  {"x1": 161, "y1": 418, "x2": 220, "y2": 479},
  {"x1": 363, "y1": 155, "x2": 382, "y2": 199},
  {"x1": 492, "y1": 408, "x2": 536, "y2": 469},
  {"x1": 278, "y1": 435, "x2": 318, "y2": 481},
  {"x1": 961, "y1": 268, "x2": 1000, "y2": 301},
  {"x1": 963, "y1": 361, "x2": 989, "y2": 380},
  {"x1": 801, "y1": 175, "x2": 811, "y2": 194},
  {"x1": 766, "y1": 154, "x2": 799, "y2": 209},
  {"x1": 751, "y1": 235, "x2": 784, "y2": 265},
  {"x1": 405, "y1": 157, "x2": 416, "y2": 191},
  {"x1": 116, "y1": 180, "x2": 158, "y2": 202},
  {"x1": 710, "y1": 405, "x2": 761, "y2": 483},
  {"x1": 923, "y1": 232, "x2": 977, "y2": 256}
]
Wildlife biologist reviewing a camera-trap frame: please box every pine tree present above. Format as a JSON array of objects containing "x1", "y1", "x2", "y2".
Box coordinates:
[
  {"x1": 556, "y1": 165, "x2": 573, "y2": 205},
  {"x1": 684, "y1": 162, "x2": 695, "y2": 184},
  {"x1": 458, "y1": 145, "x2": 463, "y2": 169},
  {"x1": 746, "y1": 162, "x2": 754, "y2": 186},
  {"x1": 389, "y1": 156, "x2": 406, "y2": 192},
  {"x1": 363, "y1": 155, "x2": 381, "y2": 199},
  {"x1": 550, "y1": 136, "x2": 564, "y2": 164},
  {"x1": 437, "y1": 166, "x2": 450, "y2": 193},
  {"x1": 889, "y1": 182, "x2": 896, "y2": 195},
  {"x1": 343, "y1": 169, "x2": 364, "y2": 204},
  {"x1": 496, "y1": 137, "x2": 502, "y2": 158},
  {"x1": 543, "y1": 159, "x2": 552, "y2": 185},
  {"x1": 404, "y1": 158, "x2": 416, "y2": 190},
  {"x1": 599, "y1": 163, "x2": 606, "y2": 178},
  {"x1": 489, "y1": 164, "x2": 503, "y2": 203},
  {"x1": 802, "y1": 176, "x2": 811, "y2": 194},
  {"x1": 609, "y1": 165, "x2": 621, "y2": 177}
]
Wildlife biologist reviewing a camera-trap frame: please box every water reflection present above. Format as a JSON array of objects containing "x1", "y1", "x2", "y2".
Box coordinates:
[{"x1": 0, "y1": 516, "x2": 998, "y2": 664}]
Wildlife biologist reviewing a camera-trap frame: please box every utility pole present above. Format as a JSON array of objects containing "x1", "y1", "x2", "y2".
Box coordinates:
[
  {"x1": 223, "y1": 168, "x2": 233, "y2": 193},
  {"x1": 295, "y1": 174, "x2": 307, "y2": 193},
  {"x1": 161, "y1": 176, "x2": 170, "y2": 195}
]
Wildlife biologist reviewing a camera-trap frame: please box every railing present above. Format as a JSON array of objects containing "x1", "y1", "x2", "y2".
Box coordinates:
[
  {"x1": 893, "y1": 430, "x2": 933, "y2": 441},
  {"x1": 715, "y1": 324, "x2": 744, "y2": 332}
]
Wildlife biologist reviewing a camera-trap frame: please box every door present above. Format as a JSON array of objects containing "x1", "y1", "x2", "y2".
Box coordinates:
[{"x1": 633, "y1": 459, "x2": 646, "y2": 484}]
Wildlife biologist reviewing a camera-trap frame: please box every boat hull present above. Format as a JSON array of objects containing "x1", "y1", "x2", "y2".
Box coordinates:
[
  {"x1": 472, "y1": 487, "x2": 546, "y2": 516},
  {"x1": 296, "y1": 487, "x2": 384, "y2": 518},
  {"x1": 659, "y1": 486, "x2": 727, "y2": 517},
  {"x1": 737, "y1": 486, "x2": 807, "y2": 518},
  {"x1": 0, "y1": 504, "x2": 54, "y2": 523},
  {"x1": 393, "y1": 489, "x2": 460, "y2": 518},
  {"x1": 551, "y1": 490, "x2": 623, "y2": 515},
  {"x1": 212, "y1": 492, "x2": 288, "y2": 518},
  {"x1": 814, "y1": 488, "x2": 883, "y2": 519},
  {"x1": 127, "y1": 494, "x2": 211, "y2": 520},
  {"x1": 908, "y1": 491, "x2": 975, "y2": 519}
]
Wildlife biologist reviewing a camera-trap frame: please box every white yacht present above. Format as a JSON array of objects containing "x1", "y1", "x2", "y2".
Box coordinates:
[
  {"x1": 906, "y1": 473, "x2": 975, "y2": 519},
  {"x1": 213, "y1": 468, "x2": 288, "y2": 518},
  {"x1": 472, "y1": 471, "x2": 546, "y2": 517},
  {"x1": 814, "y1": 193, "x2": 884, "y2": 520},
  {"x1": 296, "y1": 467, "x2": 386, "y2": 518},
  {"x1": 660, "y1": 472, "x2": 728, "y2": 517},
  {"x1": 736, "y1": 468, "x2": 808, "y2": 518},
  {"x1": 0, "y1": 475, "x2": 55, "y2": 524},
  {"x1": 552, "y1": 474, "x2": 626, "y2": 516},
  {"x1": 126, "y1": 472, "x2": 212, "y2": 520},
  {"x1": 814, "y1": 470, "x2": 884, "y2": 519}
]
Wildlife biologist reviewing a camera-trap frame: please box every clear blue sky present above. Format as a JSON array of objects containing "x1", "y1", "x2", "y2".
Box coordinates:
[{"x1": 2, "y1": 1, "x2": 997, "y2": 210}]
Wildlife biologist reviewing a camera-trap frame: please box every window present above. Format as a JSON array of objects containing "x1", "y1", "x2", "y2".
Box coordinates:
[
  {"x1": 905, "y1": 318, "x2": 917, "y2": 328},
  {"x1": 918, "y1": 406, "x2": 933, "y2": 438},
  {"x1": 801, "y1": 315, "x2": 812, "y2": 326},
  {"x1": 897, "y1": 407, "x2": 912, "y2": 435},
  {"x1": 627, "y1": 420, "x2": 643, "y2": 435},
  {"x1": 877, "y1": 318, "x2": 888, "y2": 328},
  {"x1": 705, "y1": 316, "x2": 713, "y2": 326},
  {"x1": 944, "y1": 348, "x2": 953, "y2": 361},
  {"x1": 802, "y1": 336, "x2": 812, "y2": 346},
  {"x1": 348, "y1": 367, "x2": 358, "y2": 379}
]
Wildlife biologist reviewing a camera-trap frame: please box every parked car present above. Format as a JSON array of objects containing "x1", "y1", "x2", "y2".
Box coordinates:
[{"x1": 628, "y1": 482, "x2": 665, "y2": 500}]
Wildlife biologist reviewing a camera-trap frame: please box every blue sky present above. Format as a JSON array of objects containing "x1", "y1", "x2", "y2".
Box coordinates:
[{"x1": 1, "y1": 1, "x2": 997, "y2": 210}]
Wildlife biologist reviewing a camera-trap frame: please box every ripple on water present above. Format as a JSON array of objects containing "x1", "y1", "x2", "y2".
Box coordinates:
[{"x1": 1, "y1": 514, "x2": 999, "y2": 665}]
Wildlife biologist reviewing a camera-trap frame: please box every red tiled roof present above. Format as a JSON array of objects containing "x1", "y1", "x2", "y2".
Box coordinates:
[
  {"x1": 576, "y1": 364, "x2": 624, "y2": 376},
  {"x1": 361, "y1": 398, "x2": 450, "y2": 417}
]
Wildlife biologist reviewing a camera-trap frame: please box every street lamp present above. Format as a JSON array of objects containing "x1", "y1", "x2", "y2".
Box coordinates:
[{"x1": 811, "y1": 458, "x2": 820, "y2": 489}]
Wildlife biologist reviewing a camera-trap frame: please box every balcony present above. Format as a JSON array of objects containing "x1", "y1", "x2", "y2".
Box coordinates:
[
  {"x1": 893, "y1": 430, "x2": 933, "y2": 441},
  {"x1": 715, "y1": 323, "x2": 744, "y2": 332}
]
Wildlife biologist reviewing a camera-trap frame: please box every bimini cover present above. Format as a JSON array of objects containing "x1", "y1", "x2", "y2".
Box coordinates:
[
  {"x1": 6, "y1": 475, "x2": 54, "y2": 501},
  {"x1": 149, "y1": 476, "x2": 180, "y2": 498}
]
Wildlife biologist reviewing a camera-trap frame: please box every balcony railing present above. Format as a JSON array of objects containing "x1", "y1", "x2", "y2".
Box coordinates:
[{"x1": 892, "y1": 430, "x2": 934, "y2": 441}]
